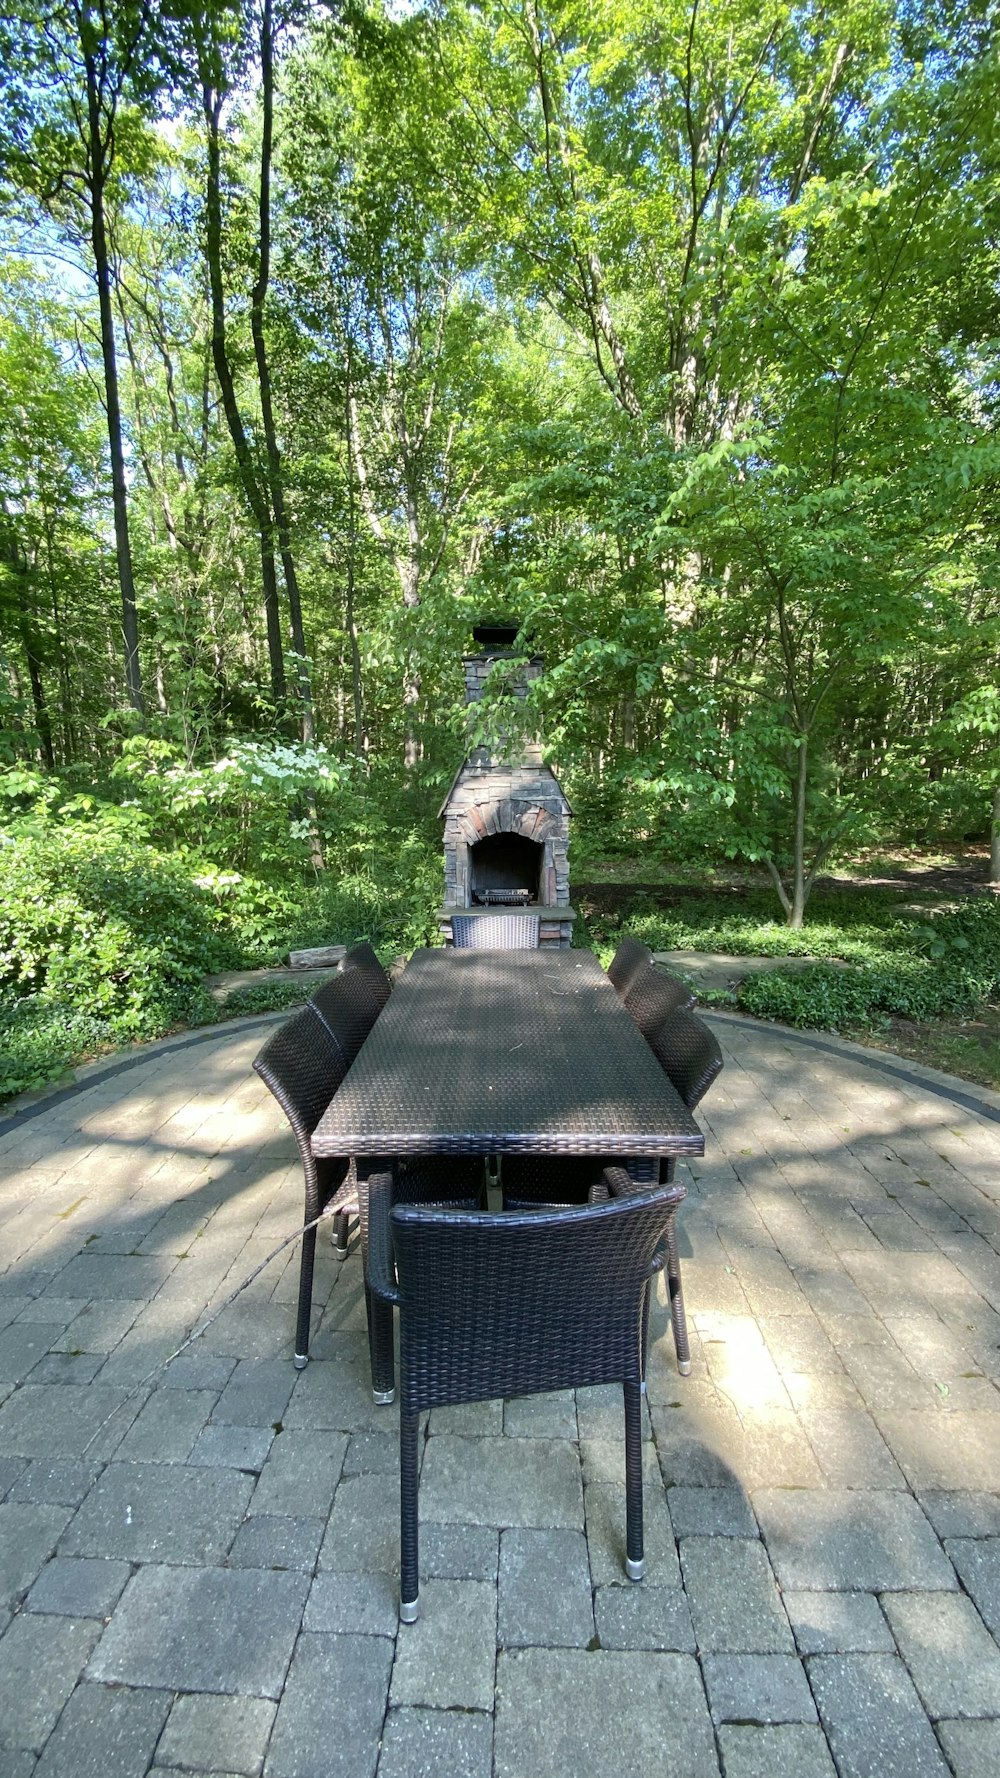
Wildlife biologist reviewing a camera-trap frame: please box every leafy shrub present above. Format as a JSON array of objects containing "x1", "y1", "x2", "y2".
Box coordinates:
[
  {"x1": 0, "y1": 827, "x2": 238, "y2": 1030},
  {"x1": 285, "y1": 832, "x2": 442, "y2": 957}
]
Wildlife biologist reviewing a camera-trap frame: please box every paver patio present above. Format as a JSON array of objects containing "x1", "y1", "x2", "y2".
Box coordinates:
[{"x1": 1, "y1": 1006, "x2": 999, "y2": 1777}]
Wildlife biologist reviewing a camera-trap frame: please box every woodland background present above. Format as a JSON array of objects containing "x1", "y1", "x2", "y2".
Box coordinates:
[{"x1": 2, "y1": 0, "x2": 1000, "y2": 1096}]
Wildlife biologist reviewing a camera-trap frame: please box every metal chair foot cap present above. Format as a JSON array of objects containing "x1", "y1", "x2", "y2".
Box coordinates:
[
  {"x1": 333, "y1": 1247, "x2": 349, "y2": 1261},
  {"x1": 400, "y1": 1596, "x2": 419, "y2": 1623},
  {"x1": 293, "y1": 1353, "x2": 308, "y2": 1371},
  {"x1": 626, "y1": 1557, "x2": 644, "y2": 1582},
  {"x1": 373, "y1": 1387, "x2": 396, "y2": 1405},
  {"x1": 678, "y1": 1360, "x2": 692, "y2": 1376}
]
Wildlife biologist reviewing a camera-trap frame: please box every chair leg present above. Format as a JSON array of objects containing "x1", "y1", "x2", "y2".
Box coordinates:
[
  {"x1": 332, "y1": 1210, "x2": 350, "y2": 1260},
  {"x1": 639, "y1": 1279, "x2": 652, "y2": 1391},
  {"x1": 364, "y1": 1282, "x2": 396, "y2": 1404},
  {"x1": 623, "y1": 1379, "x2": 644, "y2": 1581},
  {"x1": 358, "y1": 1164, "x2": 395, "y2": 1402},
  {"x1": 400, "y1": 1408, "x2": 420, "y2": 1622},
  {"x1": 663, "y1": 1219, "x2": 691, "y2": 1375},
  {"x1": 294, "y1": 1225, "x2": 316, "y2": 1370}
]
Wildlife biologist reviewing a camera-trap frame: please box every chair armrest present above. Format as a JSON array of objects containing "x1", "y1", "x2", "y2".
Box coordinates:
[
  {"x1": 599, "y1": 1166, "x2": 636, "y2": 1200},
  {"x1": 596, "y1": 1167, "x2": 688, "y2": 1273},
  {"x1": 599, "y1": 1166, "x2": 688, "y2": 1209},
  {"x1": 365, "y1": 1171, "x2": 400, "y2": 1304}
]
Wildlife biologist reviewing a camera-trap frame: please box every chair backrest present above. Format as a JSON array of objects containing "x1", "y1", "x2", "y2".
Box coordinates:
[
  {"x1": 391, "y1": 1183, "x2": 684, "y2": 1411},
  {"x1": 310, "y1": 965, "x2": 383, "y2": 1062},
  {"x1": 252, "y1": 1005, "x2": 349, "y2": 1149},
  {"x1": 607, "y1": 935, "x2": 653, "y2": 997},
  {"x1": 647, "y1": 1007, "x2": 723, "y2": 1110},
  {"x1": 623, "y1": 963, "x2": 696, "y2": 1038},
  {"x1": 339, "y1": 940, "x2": 392, "y2": 1011},
  {"x1": 451, "y1": 913, "x2": 540, "y2": 950}
]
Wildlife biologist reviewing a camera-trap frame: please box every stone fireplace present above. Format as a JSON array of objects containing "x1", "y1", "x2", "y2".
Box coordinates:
[{"x1": 439, "y1": 624, "x2": 576, "y2": 946}]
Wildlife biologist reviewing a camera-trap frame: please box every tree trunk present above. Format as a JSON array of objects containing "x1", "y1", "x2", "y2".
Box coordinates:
[
  {"x1": 789, "y1": 731, "x2": 808, "y2": 928},
  {"x1": 202, "y1": 82, "x2": 286, "y2": 714},
  {"x1": 250, "y1": 0, "x2": 313, "y2": 743},
  {"x1": 991, "y1": 784, "x2": 1000, "y2": 891},
  {"x1": 84, "y1": 51, "x2": 143, "y2": 716}
]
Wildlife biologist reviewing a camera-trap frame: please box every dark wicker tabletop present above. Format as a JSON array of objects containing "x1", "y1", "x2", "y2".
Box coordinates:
[{"x1": 311, "y1": 949, "x2": 704, "y2": 1161}]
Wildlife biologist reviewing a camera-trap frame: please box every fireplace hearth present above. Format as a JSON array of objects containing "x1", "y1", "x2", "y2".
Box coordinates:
[{"x1": 439, "y1": 624, "x2": 575, "y2": 946}]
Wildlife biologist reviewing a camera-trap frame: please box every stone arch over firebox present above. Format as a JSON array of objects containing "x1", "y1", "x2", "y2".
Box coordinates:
[{"x1": 452, "y1": 798, "x2": 560, "y2": 906}]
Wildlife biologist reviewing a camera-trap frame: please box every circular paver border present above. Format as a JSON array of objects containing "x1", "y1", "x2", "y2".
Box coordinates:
[
  {"x1": 4, "y1": 1002, "x2": 1000, "y2": 1143},
  {"x1": 703, "y1": 1007, "x2": 1000, "y2": 1123},
  {"x1": 0, "y1": 1008, "x2": 287, "y2": 1139}
]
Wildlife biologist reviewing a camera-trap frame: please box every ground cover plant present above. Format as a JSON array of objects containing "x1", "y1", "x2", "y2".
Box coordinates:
[{"x1": 581, "y1": 872, "x2": 1000, "y2": 1085}]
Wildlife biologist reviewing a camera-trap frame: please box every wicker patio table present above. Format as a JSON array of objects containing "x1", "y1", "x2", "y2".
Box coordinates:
[
  {"x1": 311, "y1": 948, "x2": 705, "y2": 1399},
  {"x1": 310, "y1": 947, "x2": 705, "y2": 1165}
]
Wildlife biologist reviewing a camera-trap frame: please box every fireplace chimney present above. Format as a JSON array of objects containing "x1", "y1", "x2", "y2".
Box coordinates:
[{"x1": 438, "y1": 621, "x2": 575, "y2": 946}]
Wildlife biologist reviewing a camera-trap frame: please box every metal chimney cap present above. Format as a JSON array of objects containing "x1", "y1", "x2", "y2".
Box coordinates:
[{"x1": 471, "y1": 621, "x2": 521, "y2": 649}]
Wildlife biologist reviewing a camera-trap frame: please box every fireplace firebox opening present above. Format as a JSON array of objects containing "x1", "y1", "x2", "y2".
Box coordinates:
[{"x1": 470, "y1": 833, "x2": 542, "y2": 906}]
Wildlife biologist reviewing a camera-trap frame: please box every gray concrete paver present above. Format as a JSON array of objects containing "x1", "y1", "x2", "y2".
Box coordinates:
[
  {"x1": 936, "y1": 1720, "x2": 1000, "y2": 1778},
  {"x1": 25, "y1": 1557, "x2": 130, "y2": 1619},
  {"x1": 264, "y1": 1632, "x2": 393, "y2": 1778},
  {"x1": 807, "y1": 1651, "x2": 951, "y2": 1777},
  {"x1": 497, "y1": 1528, "x2": 594, "y2": 1648},
  {"x1": 0, "y1": 1504, "x2": 72, "y2": 1610},
  {"x1": 156, "y1": 1692, "x2": 276, "y2": 1777},
  {"x1": 881, "y1": 1590, "x2": 1000, "y2": 1717},
  {"x1": 701, "y1": 1652, "x2": 817, "y2": 1722},
  {"x1": 0, "y1": 1749, "x2": 38, "y2": 1778},
  {"x1": 303, "y1": 1571, "x2": 398, "y2": 1638},
  {"x1": 666, "y1": 1485, "x2": 758, "y2": 1539},
  {"x1": 494, "y1": 1647, "x2": 720, "y2": 1777},
  {"x1": 32, "y1": 1683, "x2": 171, "y2": 1778},
  {"x1": 60, "y1": 1460, "x2": 252, "y2": 1564},
  {"x1": 715, "y1": 1725, "x2": 837, "y2": 1778},
  {"x1": 593, "y1": 1581, "x2": 696, "y2": 1651},
  {"x1": 376, "y1": 1707, "x2": 493, "y2": 1778},
  {"x1": 88, "y1": 1563, "x2": 309, "y2": 1695},
  {"x1": 876, "y1": 1410, "x2": 1000, "y2": 1490},
  {"x1": 753, "y1": 1488, "x2": 958, "y2": 1592},
  {"x1": 227, "y1": 1515, "x2": 325, "y2": 1571},
  {"x1": 389, "y1": 1578, "x2": 496, "y2": 1709},
  {"x1": 0, "y1": 1614, "x2": 102, "y2": 1752},
  {"x1": 784, "y1": 1590, "x2": 895, "y2": 1655},
  {"x1": 943, "y1": 1539, "x2": 1000, "y2": 1638},
  {"x1": 418, "y1": 1435, "x2": 583, "y2": 1529},
  {"x1": 680, "y1": 1536, "x2": 793, "y2": 1652},
  {"x1": 919, "y1": 1491, "x2": 1000, "y2": 1538}
]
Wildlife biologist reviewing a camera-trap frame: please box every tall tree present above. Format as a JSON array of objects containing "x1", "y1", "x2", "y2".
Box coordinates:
[{"x1": 0, "y1": 0, "x2": 182, "y2": 716}]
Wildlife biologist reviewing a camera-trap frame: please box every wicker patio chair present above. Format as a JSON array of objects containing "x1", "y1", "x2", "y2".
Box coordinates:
[
  {"x1": 310, "y1": 963, "x2": 384, "y2": 1063},
  {"x1": 648, "y1": 1007, "x2": 724, "y2": 1121},
  {"x1": 254, "y1": 1005, "x2": 484, "y2": 1380},
  {"x1": 366, "y1": 1166, "x2": 687, "y2": 1622},
  {"x1": 623, "y1": 961, "x2": 696, "y2": 1039},
  {"x1": 339, "y1": 940, "x2": 392, "y2": 1010},
  {"x1": 253, "y1": 1007, "x2": 354, "y2": 1370},
  {"x1": 500, "y1": 1153, "x2": 611, "y2": 1210},
  {"x1": 642, "y1": 1007, "x2": 724, "y2": 1375},
  {"x1": 451, "y1": 912, "x2": 540, "y2": 949},
  {"x1": 606, "y1": 935, "x2": 654, "y2": 998}
]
